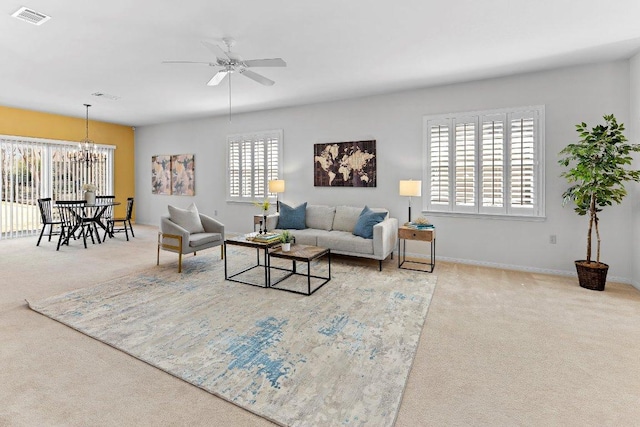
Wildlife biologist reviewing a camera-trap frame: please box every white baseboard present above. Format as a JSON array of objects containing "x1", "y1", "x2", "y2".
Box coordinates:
[{"x1": 396, "y1": 251, "x2": 634, "y2": 286}]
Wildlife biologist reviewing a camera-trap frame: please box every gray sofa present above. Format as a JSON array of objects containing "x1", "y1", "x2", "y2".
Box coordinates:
[{"x1": 266, "y1": 205, "x2": 398, "y2": 270}]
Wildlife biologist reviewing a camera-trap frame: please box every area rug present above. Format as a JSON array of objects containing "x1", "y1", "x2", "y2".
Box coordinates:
[{"x1": 28, "y1": 247, "x2": 437, "y2": 426}]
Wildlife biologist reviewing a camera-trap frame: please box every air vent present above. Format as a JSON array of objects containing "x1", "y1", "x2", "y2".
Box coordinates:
[
  {"x1": 91, "y1": 92, "x2": 121, "y2": 101},
  {"x1": 11, "y1": 6, "x2": 51, "y2": 25}
]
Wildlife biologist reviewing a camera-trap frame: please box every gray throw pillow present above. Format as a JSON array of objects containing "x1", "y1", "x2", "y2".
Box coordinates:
[
  {"x1": 168, "y1": 203, "x2": 205, "y2": 233},
  {"x1": 305, "y1": 205, "x2": 335, "y2": 231},
  {"x1": 332, "y1": 206, "x2": 363, "y2": 232}
]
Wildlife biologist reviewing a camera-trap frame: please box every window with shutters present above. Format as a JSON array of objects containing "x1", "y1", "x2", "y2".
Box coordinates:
[
  {"x1": 227, "y1": 130, "x2": 283, "y2": 202},
  {"x1": 423, "y1": 106, "x2": 544, "y2": 218}
]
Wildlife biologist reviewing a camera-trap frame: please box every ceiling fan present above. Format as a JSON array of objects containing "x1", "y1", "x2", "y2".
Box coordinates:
[{"x1": 162, "y1": 38, "x2": 286, "y2": 87}]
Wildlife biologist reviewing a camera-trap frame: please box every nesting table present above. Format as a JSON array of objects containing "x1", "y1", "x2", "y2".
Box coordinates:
[
  {"x1": 268, "y1": 244, "x2": 331, "y2": 296},
  {"x1": 224, "y1": 235, "x2": 331, "y2": 295}
]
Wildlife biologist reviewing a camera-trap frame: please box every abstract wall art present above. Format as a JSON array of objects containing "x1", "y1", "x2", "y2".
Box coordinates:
[
  {"x1": 171, "y1": 154, "x2": 195, "y2": 196},
  {"x1": 151, "y1": 154, "x2": 195, "y2": 195},
  {"x1": 151, "y1": 155, "x2": 172, "y2": 195}
]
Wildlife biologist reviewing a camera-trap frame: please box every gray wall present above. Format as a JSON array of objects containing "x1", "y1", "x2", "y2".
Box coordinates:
[
  {"x1": 135, "y1": 60, "x2": 637, "y2": 284},
  {"x1": 630, "y1": 53, "x2": 640, "y2": 289}
]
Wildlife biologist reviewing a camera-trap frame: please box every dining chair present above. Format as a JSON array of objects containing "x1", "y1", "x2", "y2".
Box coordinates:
[
  {"x1": 56, "y1": 200, "x2": 99, "y2": 250},
  {"x1": 107, "y1": 197, "x2": 135, "y2": 241},
  {"x1": 36, "y1": 198, "x2": 63, "y2": 246},
  {"x1": 96, "y1": 195, "x2": 115, "y2": 240}
]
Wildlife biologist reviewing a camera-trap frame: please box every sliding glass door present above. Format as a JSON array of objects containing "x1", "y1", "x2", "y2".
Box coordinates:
[{"x1": 0, "y1": 135, "x2": 114, "y2": 239}]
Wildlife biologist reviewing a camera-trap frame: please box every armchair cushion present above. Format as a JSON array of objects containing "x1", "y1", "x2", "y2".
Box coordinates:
[
  {"x1": 168, "y1": 203, "x2": 204, "y2": 234},
  {"x1": 189, "y1": 232, "x2": 222, "y2": 247}
]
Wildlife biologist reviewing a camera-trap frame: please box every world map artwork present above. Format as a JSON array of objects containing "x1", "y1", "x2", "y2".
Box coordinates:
[{"x1": 314, "y1": 140, "x2": 377, "y2": 187}]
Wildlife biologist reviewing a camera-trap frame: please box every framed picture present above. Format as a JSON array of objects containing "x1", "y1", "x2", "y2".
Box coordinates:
[
  {"x1": 171, "y1": 154, "x2": 195, "y2": 196},
  {"x1": 314, "y1": 140, "x2": 376, "y2": 187},
  {"x1": 151, "y1": 155, "x2": 171, "y2": 195}
]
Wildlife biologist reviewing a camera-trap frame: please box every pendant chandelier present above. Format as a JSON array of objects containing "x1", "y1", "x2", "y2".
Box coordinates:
[{"x1": 69, "y1": 104, "x2": 101, "y2": 163}]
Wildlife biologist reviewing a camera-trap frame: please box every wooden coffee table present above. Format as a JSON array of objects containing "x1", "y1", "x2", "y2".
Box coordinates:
[{"x1": 268, "y1": 244, "x2": 331, "y2": 295}]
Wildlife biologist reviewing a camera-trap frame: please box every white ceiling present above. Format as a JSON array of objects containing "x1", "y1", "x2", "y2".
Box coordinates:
[{"x1": 2, "y1": 0, "x2": 640, "y2": 127}]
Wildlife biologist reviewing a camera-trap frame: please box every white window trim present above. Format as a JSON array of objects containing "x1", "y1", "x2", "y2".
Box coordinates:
[
  {"x1": 226, "y1": 129, "x2": 283, "y2": 204},
  {"x1": 422, "y1": 106, "x2": 545, "y2": 219}
]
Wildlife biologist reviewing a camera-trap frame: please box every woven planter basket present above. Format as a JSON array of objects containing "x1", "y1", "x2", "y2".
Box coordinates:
[{"x1": 575, "y1": 260, "x2": 609, "y2": 291}]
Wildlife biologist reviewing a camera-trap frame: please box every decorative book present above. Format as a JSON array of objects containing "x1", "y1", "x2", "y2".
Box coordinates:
[{"x1": 250, "y1": 232, "x2": 282, "y2": 243}]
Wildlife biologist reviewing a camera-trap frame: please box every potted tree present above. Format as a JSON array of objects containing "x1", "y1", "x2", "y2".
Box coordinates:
[{"x1": 559, "y1": 114, "x2": 640, "y2": 291}]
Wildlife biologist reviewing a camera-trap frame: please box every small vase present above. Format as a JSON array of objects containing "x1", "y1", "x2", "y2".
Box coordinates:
[
  {"x1": 84, "y1": 191, "x2": 96, "y2": 205},
  {"x1": 282, "y1": 242, "x2": 291, "y2": 252}
]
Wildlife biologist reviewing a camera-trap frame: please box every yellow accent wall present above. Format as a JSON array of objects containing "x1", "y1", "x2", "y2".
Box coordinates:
[{"x1": 0, "y1": 105, "x2": 135, "y2": 218}]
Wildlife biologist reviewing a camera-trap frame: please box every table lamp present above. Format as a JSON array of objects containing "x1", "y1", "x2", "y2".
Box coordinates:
[
  {"x1": 268, "y1": 179, "x2": 285, "y2": 212},
  {"x1": 399, "y1": 179, "x2": 422, "y2": 222}
]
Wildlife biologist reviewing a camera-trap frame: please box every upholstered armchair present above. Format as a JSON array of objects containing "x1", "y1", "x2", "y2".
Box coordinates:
[{"x1": 157, "y1": 204, "x2": 224, "y2": 272}]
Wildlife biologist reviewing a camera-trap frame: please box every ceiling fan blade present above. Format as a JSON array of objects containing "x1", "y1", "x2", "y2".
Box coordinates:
[
  {"x1": 207, "y1": 70, "x2": 229, "y2": 86},
  {"x1": 202, "y1": 41, "x2": 229, "y2": 60},
  {"x1": 239, "y1": 69, "x2": 275, "y2": 86},
  {"x1": 162, "y1": 60, "x2": 213, "y2": 65},
  {"x1": 243, "y1": 58, "x2": 287, "y2": 67}
]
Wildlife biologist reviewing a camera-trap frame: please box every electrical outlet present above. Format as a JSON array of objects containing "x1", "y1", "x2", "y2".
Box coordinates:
[{"x1": 549, "y1": 235, "x2": 557, "y2": 244}]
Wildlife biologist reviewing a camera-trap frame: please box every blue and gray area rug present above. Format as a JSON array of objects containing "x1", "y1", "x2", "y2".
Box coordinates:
[{"x1": 29, "y1": 248, "x2": 436, "y2": 426}]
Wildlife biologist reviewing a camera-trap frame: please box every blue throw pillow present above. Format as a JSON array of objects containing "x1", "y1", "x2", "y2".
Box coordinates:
[
  {"x1": 353, "y1": 206, "x2": 386, "y2": 239},
  {"x1": 277, "y1": 202, "x2": 308, "y2": 230}
]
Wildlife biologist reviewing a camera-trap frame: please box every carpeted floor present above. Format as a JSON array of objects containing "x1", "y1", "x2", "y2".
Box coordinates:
[
  {"x1": 28, "y1": 247, "x2": 436, "y2": 426},
  {"x1": 2, "y1": 224, "x2": 640, "y2": 426}
]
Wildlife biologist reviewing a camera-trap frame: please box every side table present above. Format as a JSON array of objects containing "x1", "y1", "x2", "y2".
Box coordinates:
[{"x1": 398, "y1": 226, "x2": 435, "y2": 273}]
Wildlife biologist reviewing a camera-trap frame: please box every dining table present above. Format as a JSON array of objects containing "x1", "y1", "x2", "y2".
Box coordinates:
[{"x1": 55, "y1": 200, "x2": 121, "y2": 247}]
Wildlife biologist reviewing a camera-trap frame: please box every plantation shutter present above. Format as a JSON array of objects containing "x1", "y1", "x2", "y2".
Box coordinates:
[
  {"x1": 226, "y1": 130, "x2": 283, "y2": 202},
  {"x1": 454, "y1": 118, "x2": 476, "y2": 211},
  {"x1": 509, "y1": 111, "x2": 536, "y2": 213},
  {"x1": 240, "y1": 139, "x2": 252, "y2": 197},
  {"x1": 423, "y1": 106, "x2": 544, "y2": 218},
  {"x1": 254, "y1": 137, "x2": 265, "y2": 197},
  {"x1": 228, "y1": 141, "x2": 240, "y2": 198},
  {"x1": 266, "y1": 136, "x2": 279, "y2": 195},
  {"x1": 480, "y1": 114, "x2": 506, "y2": 214},
  {"x1": 426, "y1": 120, "x2": 451, "y2": 211}
]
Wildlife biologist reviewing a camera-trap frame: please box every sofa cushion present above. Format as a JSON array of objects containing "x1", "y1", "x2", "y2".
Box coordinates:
[
  {"x1": 277, "y1": 202, "x2": 308, "y2": 229},
  {"x1": 274, "y1": 228, "x2": 333, "y2": 246},
  {"x1": 317, "y1": 231, "x2": 374, "y2": 255},
  {"x1": 168, "y1": 203, "x2": 205, "y2": 233},
  {"x1": 189, "y1": 232, "x2": 222, "y2": 247},
  {"x1": 332, "y1": 206, "x2": 363, "y2": 232},
  {"x1": 353, "y1": 206, "x2": 387, "y2": 239},
  {"x1": 305, "y1": 205, "x2": 335, "y2": 231}
]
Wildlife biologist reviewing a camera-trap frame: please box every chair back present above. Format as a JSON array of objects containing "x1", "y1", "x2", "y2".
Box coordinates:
[
  {"x1": 125, "y1": 197, "x2": 134, "y2": 220},
  {"x1": 37, "y1": 198, "x2": 54, "y2": 223},
  {"x1": 96, "y1": 195, "x2": 115, "y2": 219},
  {"x1": 56, "y1": 200, "x2": 86, "y2": 228}
]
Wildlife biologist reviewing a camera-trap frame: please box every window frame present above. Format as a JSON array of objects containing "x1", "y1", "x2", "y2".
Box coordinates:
[
  {"x1": 423, "y1": 106, "x2": 545, "y2": 219},
  {"x1": 226, "y1": 129, "x2": 283, "y2": 203}
]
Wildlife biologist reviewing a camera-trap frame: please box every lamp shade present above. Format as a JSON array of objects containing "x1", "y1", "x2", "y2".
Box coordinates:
[
  {"x1": 399, "y1": 180, "x2": 422, "y2": 197},
  {"x1": 269, "y1": 179, "x2": 285, "y2": 193}
]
